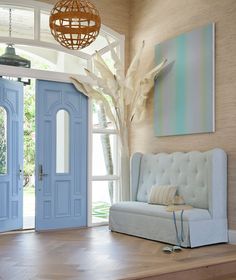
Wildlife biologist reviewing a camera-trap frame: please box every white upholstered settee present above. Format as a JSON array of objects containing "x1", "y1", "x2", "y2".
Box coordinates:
[{"x1": 109, "y1": 149, "x2": 228, "y2": 248}]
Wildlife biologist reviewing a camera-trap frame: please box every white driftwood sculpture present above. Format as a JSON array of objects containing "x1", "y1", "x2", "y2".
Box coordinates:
[{"x1": 71, "y1": 41, "x2": 166, "y2": 200}]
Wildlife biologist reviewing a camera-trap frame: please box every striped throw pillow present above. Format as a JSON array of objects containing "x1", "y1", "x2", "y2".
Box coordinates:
[{"x1": 148, "y1": 185, "x2": 177, "y2": 205}]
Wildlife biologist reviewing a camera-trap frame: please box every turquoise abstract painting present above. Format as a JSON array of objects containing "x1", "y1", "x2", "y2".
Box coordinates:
[{"x1": 154, "y1": 23, "x2": 215, "y2": 136}]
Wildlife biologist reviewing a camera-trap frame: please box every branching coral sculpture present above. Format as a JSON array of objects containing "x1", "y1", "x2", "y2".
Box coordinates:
[
  {"x1": 71, "y1": 41, "x2": 166, "y2": 200},
  {"x1": 71, "y1": 40, "x2": 166, "y2": 150}
]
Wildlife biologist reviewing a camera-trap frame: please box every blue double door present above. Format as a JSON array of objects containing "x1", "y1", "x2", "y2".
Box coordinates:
[{"x1": 0, "y1": 78, "x2": 88, "y2": 232}]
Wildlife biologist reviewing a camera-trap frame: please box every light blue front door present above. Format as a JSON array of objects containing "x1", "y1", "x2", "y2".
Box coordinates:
[
  {"x1": 0, "y1": 78, "x2": 23, "y2": 232},
  {"x1": 35, "y1": 80, "x2": 88, "y2": 231}
]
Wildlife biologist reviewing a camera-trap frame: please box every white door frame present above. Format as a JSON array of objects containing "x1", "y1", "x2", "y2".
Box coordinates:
[{"x1": 0, "y1": 0, "x2": 125, "y2": 227}]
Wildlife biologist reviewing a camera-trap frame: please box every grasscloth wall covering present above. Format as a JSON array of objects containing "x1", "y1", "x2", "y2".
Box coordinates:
[
  {"x1": 37, "y1": 0, "x2": 130, "y2": 69},
  {"x1": 129, "y1": 0, "x2": 236, "y2": 229}
]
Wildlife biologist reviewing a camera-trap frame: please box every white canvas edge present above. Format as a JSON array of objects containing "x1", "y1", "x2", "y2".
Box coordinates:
[{"x1": 212, "y1": 22, "x2": 216, "y2": 132}]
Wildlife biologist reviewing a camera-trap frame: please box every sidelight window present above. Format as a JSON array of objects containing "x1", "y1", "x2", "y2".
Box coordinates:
[{"x1": 92, "y1": 102, "x2": 119, "y2": 224}]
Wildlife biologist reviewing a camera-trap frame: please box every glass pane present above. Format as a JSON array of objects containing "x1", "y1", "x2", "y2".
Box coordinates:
[
  {"x1": 0, "y1": 106, "x2": 7, "y2": 174},
  {"x1": 40, "y1": 11, "x2": 57, "y2": 44},
  {"x1": 92, "y1": 133, "x2": 117, "y2": 176},
  {"x1": 92, "y1": 181, "x2": 117, "y2": 223},
  {"x1": 0, "y1": 43, "x2": 88, "y2": 75},
  {"x1": 0, "y1": 44, "x2": 55, "y2": 71},
  {"x1": 92, "y1": 102, "x2": 115, "y2": 129},
  {"x1": 102, "y1": 51, "x2": 115, "y2": 73},
  {"x1": 56, "y1": 110, "x2": 69, "y2": 173},
  {"x1": 83, "y1": 33, "x2": 116, "y2": 55},
  {"x1": 0, "y1": 6, "x2": 34, "y2": 39},
  {"x1": 63, "y1": 53, "x2": 88, "y2": 75}
]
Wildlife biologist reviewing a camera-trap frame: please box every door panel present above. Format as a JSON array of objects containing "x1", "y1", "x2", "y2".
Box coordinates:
[
  {"x1": 35, "y1": 80, "x2": 88, "y2": 231},
  {"x1": 0, "y1": 78, "x2": 23, "y2": 232}
]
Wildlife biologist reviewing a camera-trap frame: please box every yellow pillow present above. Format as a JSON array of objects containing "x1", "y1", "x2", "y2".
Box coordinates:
[{"x1": 148, "y1": 185, "x2": 177, "y2": 205}]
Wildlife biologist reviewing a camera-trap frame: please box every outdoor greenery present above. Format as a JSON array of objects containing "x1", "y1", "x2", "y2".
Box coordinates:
[
  {"x1": 92, "y1": 201, "x2": 110, "y2": 220},
  {"x1": 24, "y1": 81, "x2": 35, "y2": 187},
  {"x1": 0, "y1": 107, "x2": 7, "y2": 174}
]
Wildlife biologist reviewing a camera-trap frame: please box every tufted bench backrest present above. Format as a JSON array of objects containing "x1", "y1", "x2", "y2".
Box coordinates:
[{"x1": 131, "y1": 149, "x2": 227, "y2": 212}]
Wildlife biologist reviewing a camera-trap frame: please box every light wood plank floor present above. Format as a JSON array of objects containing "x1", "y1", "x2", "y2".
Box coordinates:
[{"x1": 1, "y1": 226, "x2": 236, "y2": 280}]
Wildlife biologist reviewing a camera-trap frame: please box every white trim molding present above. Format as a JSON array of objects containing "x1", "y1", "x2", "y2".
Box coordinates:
[
  {"x1": 92, "y1": 175, "x2": 119, "y2": 182},
  {"x1": 0, "y1": 64, "x2": 91, "y2": 84}
]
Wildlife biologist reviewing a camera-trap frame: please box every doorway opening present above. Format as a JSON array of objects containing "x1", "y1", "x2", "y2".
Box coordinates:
[{"x1": 23, "y1": 79, "x2": 35, "y2": 229}]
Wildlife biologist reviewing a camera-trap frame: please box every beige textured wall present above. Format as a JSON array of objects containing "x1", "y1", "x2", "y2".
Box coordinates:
[
  {"x1": 129, "y1": 0, "x2": 236, "y2": 229},
  {"x1": 37, "y1": 0, "x2": 130, "y2": 68}
]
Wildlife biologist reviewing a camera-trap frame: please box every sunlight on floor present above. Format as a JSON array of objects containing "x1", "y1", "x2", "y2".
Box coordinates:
[{"x1": 23, "y1": 185, "x2": 35, "y2": 229}]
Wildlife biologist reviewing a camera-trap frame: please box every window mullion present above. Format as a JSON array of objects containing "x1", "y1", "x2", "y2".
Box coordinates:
[
  {"x1": 34, "y1": 7, "x2": 40, "y2": 41},
  {"x1": 92, "y1": 175, "x2": 119, "y2": 181},
  {"x1": 92, "y1": 128, "x2": 117, "y2": 134}
]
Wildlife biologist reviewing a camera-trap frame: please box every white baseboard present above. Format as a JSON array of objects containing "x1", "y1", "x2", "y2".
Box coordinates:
[{"x1": 228, "y1": 230, "x2": 236, "y2": 244}]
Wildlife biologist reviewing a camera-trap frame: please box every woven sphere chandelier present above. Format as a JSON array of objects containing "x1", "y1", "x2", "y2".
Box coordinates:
[{"x1": 49, "y1": 0, "x2": 101, "y2": 50}]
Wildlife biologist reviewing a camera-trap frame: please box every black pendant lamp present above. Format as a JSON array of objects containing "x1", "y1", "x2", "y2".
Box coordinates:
[{"x1": 0, "y1": 8, "x2": 31, "y2": 85}]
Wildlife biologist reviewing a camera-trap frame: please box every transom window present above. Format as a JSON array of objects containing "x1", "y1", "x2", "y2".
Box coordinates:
[{"x1": 0, "y1": 1, "x2": 124, "y2": 74}]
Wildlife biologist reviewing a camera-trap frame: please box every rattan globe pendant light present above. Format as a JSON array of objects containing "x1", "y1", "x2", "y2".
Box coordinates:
[{"x1": 49, "y1": 0, "x2": 101, "y2": 50}]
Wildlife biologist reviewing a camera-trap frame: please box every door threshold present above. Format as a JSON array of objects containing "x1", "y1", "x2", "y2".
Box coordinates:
[{"x1": 0, "y1": 228, "x2": 35, "y2": 235}]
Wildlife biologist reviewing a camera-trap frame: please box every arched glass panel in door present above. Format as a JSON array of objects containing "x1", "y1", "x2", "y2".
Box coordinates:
[
  {"x1": 0, "y1": 106, "x2": 7, "y2": 174},
  {"x1": 56, "y1": 109, "x2": 70, "y2": 174}
]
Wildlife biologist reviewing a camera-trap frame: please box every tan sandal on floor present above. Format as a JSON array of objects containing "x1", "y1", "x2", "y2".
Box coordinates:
[
  {"x1": 162, "y1": 246, "x2": 173, "y2": 254},
  {"x1": 172, "y1": 245, "x2": 182, "y2": 252}
]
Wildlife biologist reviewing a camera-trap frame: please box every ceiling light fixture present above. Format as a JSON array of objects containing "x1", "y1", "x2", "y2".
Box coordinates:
[{"x1": 49, "y1": 0, "x2": 101, "y2": 50}]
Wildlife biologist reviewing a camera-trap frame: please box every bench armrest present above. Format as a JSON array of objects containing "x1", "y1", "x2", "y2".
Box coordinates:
[{"x1": 208, "y1": 148, "x2": 227, "y2": 219}]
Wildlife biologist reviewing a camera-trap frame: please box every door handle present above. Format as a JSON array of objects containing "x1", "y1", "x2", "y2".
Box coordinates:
[
  {"x1": 39, "y1": 164, "x2": 48, "y2": 181},
  {"x1": 18, "y1": 165, "x2": 23, "y2": 191}
]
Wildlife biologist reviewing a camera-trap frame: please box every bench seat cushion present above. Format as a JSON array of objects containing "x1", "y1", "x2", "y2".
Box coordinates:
[{"x1": 110, "y1": 201, "x2": 211, "y2": 221}]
